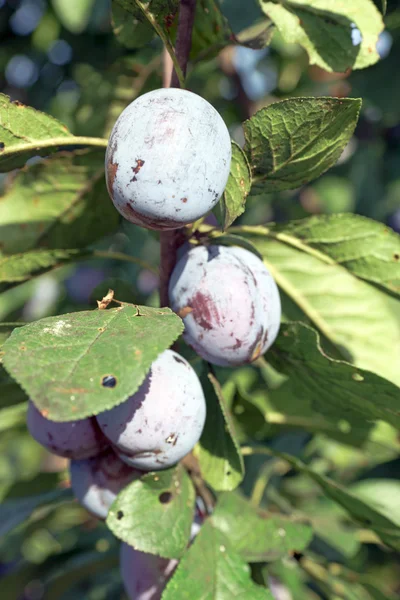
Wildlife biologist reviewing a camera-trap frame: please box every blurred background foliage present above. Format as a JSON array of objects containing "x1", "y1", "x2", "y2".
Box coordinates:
[{"x1": 1, "y1": 0, "x2": 400, "y2": 598}]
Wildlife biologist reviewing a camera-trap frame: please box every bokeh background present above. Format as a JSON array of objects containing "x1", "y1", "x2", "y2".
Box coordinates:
[{"x1": 1, "y1": 0, "x2": 400, "y2": 598}]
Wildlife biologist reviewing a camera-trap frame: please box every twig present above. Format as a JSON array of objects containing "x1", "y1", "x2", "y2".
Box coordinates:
[
  {"x1": 159, "y1": 0, "x2": 197, "y2": 308},
  {"x1": 170, "y1": 0, "x2": 197, "y2": 88}
]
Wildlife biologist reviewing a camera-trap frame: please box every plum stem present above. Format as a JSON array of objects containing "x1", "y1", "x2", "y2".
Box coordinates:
[
  {"x1": 170, "y1": 0, "x2": 197, "y2": 88},
  {"x1": 159, "y1": 0, "x2": 197, "y2": 308}
]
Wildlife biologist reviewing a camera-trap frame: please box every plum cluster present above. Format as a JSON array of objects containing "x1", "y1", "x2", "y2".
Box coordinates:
[
  {"x1": 26, "y1": 89, "x2": 281, "y2": 599},
  {"x1": 27, "y1": 350, "x2": 206, "y2": 598}
]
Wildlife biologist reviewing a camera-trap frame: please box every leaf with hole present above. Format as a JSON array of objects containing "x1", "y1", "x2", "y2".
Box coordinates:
[
  {"x1": 107, "y1": 465, "x2": 195, "y2": 559},
  {"x1": 1, "y1": 305, "x2": 183, "y2": 421}
]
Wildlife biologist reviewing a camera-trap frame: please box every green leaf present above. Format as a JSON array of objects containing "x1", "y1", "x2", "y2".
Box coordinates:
[
  {"x1": 271, "y1": 214, "x2": 400, "y2": 298},
  {"x1": 0, "y1": 94, "x2": 72, "y2": 172},
  {"x1": 220, "y1": 143, "x2": 252, "y2": 231},
  {"x1": 234, "y1": 19, "x2": 275, "y2": 49},
  {"x1": 0, "y1": 488, "x2": 71, "y2": 537},
  {"x1": 349, "y1": 480, "x2": 400, "y2": 526},
  {"x1": 211, "y1": 492, "x2": 313, "y2": 562},
  {"x1": 260, "y1": 0, "x2": 384, "y2": 72},
  {"x1": 194, "y1": 372, "x2": 244, "y2": 491},
  {"x1": 236, "y1": 228, "x2": 400, "y2": 385},
  {"x1": 0, "y1": 364, "x2": 27, "y2": 409},
  {"x1": 107, "y1": 465, "x2": 195, "y2": 559},
  {"x1": 51, "y1": 0, "x2": 97, "y2": 34},
  {"x1": 0, "y1": 249, "x2": 85, "y2": 287},
  {"x1": 270, "y1": 322, "x2": 400, "y2": 433},
  {"x1": 113, "y1": 0, "x2": 184, "y2": 85},
  {"x1": 269, "y1": 450, "x2": 400, "y2": 551},
  {"x1": 162, "y1": 520, "x2": 274, "y2": 599},
  {"x1": 244, "y1": 97, "x2": 361, "y2": 194},
  {"x1": 190, "y1": 0, "x2": 233, "y2": 59},
  {"x1": 111, "y1": 2, "x2": 156, "y2": 49},
  {"x1": 1, "y1": 305, "x2": 184, "y2": 421},
  {"x1": 0, "y1": 403, "x2": 27, "y2": 432},
  {"x1": 0, "y1": 94, "x2": 107, "y2": 172},
  {"x1": 0, "y1": 150, "x2": 118, "y2": 254}
]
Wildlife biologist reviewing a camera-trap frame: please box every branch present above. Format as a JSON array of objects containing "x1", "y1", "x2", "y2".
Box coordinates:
[
  {"x1": 171, "y1": 0, "x2": 197, "y2": 88},
  {"x1": 159, "y1": 0, "x2": 197, "y2": 308}
]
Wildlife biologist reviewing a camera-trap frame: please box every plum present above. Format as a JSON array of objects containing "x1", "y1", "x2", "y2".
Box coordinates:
[
  {"x1": 70, "y1": 449, "x2": 142, "y2": 519},
  {"x1": 105, "y1": 88, "x2": 231, "y2": 230},
  {"x1": 27, "y1": 401, "x2": 108, "y2": 459},
  {"x1": 168, "y1": 244, "x2": 281, "y2": 367},
  {"x1": 120, "y1": 543, "x2": 178, "y2": 600},
  {"x1": 96, "y1": 350, "x2": 206, "y2": 471},
  {"x1": 120, "y1": 501, "x2": 205, "y2": 599}
]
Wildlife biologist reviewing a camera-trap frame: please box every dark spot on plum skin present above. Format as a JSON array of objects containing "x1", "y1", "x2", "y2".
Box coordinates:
[
  {"x1": 132, "y1": 159, "x2": 145, "y2": 175},
  {"x1": 117, "y1": 510, "x2": 124, "y2": 520},
  {"x1": 173, "y1": 355, "x2": 186, "y2": 365},
  {"x1": 0, "y1": 142, "x2": 5, "y2": 150},
  {"x1": 247, "y1": 326, "x2": 265, "y2": 362},
  {"x1": 189, "y1": 290, "x2": 222, "y2": 330}
]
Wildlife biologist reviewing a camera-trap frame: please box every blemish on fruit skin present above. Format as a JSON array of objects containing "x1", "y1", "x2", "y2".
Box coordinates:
[{"x1": 190, "y1": 290, "x2": 222, "y2": 330}]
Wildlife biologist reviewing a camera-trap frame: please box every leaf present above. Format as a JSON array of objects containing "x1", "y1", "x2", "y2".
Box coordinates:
[
  {"x1": 0, "y1": 403, "x2": 27, "y2": 432},
  {"x1": 220, "y1": 143, "x2": 252, "y2": 231},
  {"x1": 0, "y1": 150, "x2": 118, "y2": 254},
  {"x1": 0, "y1": 94, "x2": 73, "y2": 172},
  {"x1": 112, "y1": 2, "x2": 156, "y2": 49},
  {"x1": 194, "y1": 372, "x2": 244, "y2": 491},
  {"x1": 113, "y1": 0, "x2": 184, "y2": 85},
  {"x1": 0, "y1": 249, "x2": 86, "y2": 286},
  {"x1": 270, "y1": 322, "x2": 400, "y2": 433},
  {"x1": 237, "y1": 228, "x2": 400, "y2": 385},
  {"x1": 272, "y1": 451, "x2": 400, "y2": 551},
  {"x1": 272, "y1": 214, "x2": 400, "y2": 298},
  {"x1": 1, "y1": 305, "x2": 184, "y2": 421},
  {"x1": 244, "y1": 97, "x2": 361, "y2": 194},
  {"x1": 0, "y1": 488, "x2": 71, "y2": 537},
  {"x1": 211, "y1": 492, "x2": 313, "y2": 562},
  {"x1": 349, "y1": 480, "x2": 400, "y2": 526},
  {"x1": 107, "y1": 465, "x2": 195, "y2": 559},
  {"x1": 190, "y1": 0, "x2": 233, "y2": 59},
  {"x1": 51, "y1": 0, "x2": 97, "y2": 34},
  {"x1": 162, "y1": 520, "x2": 274, "y2": 599},
  {"x1": 260, "y1": 0, "x2": 384, "y2": 72}
]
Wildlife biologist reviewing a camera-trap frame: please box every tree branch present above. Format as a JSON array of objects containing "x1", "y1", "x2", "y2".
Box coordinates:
[
  {"x1": 159, "y1": 0, "x2": 197, "y2": 308},
  {"x1": 171, "y1": 0, "x2": 197, "y2": 88}
]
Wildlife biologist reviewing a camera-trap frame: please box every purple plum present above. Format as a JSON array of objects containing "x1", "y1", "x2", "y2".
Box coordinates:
[
  {"x1": 168, "y1": 244, "x2": 281, "y2": 367},
  {"x1": 96, "y1": 350, "x2": 206, "y2": 471},
  {"x1": 70, "y1": 448, "x2": 142, "y2": 519},
  {"x1": 27, "y1": 400, "x2": 108, "y2": 459},
  {"x1": 105, "y1": 88, "x2": 232, "y2": 230},
  {"x1": 120, "y1": 543, "x2": 178, "y2": 600},
  {"x1": 120, "y1": 501, "x2": 205, "y2": 599}
]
